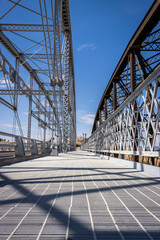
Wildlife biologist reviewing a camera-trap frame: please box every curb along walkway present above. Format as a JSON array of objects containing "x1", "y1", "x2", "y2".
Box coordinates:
[{"x1": 0, "y1": 151, "x2": 160, "y2": 240}]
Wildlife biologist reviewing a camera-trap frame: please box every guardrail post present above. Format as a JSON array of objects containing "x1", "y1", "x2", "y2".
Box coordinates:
[
  {"x1": 50, "y1": 147, "x2": 58, "y2": 156},
  {"x1": 41, "y1": 141, "x2": 46, "y2": 154},
  {"x1": 46, "y1": 143, "x2": 51, "y2": 153},
  {"x1": 31, "y1": 140, "x2": 38, "y2": 155},
  {"x1": 15, "y1": 136, "x2": 25, "y2": 157}
]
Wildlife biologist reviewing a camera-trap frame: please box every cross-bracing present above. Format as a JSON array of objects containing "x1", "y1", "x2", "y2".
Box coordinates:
[{"x1": 0, "y1": 0, "x2": 76, "y2": 156}]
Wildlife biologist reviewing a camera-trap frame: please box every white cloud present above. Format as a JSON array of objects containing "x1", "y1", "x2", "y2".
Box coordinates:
[
  {"x1": 91, "y1": 46, "x2": 97, "y2": 50},
  {"x1": 1, "y1": 79, "x2": 11, "y2": 84},
  {"x1": 0, "y1": 78, "x2": 14, "y2": 88},
  {"x1": 77, "y1": 43, "x2": 97, "y2": 51},
  {"x1": 0, "y1": 84, "x2": 8, "y2": 89},
  {"x1": 0, "y1": 123, "x2": 14, "y2": 128},
  {"x1": 0, "y1": 79, "x2": 5, "y2": 84},
  {"x1": 0, "y1": 123, "x2": 27, "y2": 130},
  {"x1": 77, "y1": 110, "x2": 95, "y2": 125}
]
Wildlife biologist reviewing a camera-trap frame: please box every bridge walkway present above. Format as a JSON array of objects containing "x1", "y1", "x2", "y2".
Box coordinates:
[{"x1": 0, "y1": 151, "x2": 160, "y2": 240}]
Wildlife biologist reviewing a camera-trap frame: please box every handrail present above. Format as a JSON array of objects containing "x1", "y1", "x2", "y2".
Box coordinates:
[
  {"x1": 0, "y1": 131, "x2": 51, "y2": 157},
  {"x1": 0, "y1": 131, "x2": 42, "y2": 142}
]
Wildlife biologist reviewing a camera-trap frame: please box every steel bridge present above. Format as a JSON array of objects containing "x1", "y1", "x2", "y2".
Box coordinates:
[
  {"x1": 0, "y1": 0, "x2": 76, "y2": 157},
  {"x1": 0, "y1": 1, "x2": 160, "y2": 240},
  {"x1": 82, "y1": 0, "x2": 160, "y2": 167}
]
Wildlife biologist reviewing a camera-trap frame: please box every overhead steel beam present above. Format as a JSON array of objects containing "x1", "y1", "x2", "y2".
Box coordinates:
[
  {"x1": 0, "y1": 24, "x2": 54, "y2": 32},
  {"x1": 0, "y1": 90, "x2": 63, "y2": 96},
  {"x1": 23, "y1": 54, "x2": 53, "y2": 59},
  {"x1": 33, "y1": 69, "x2": 50, "y2": 74}
]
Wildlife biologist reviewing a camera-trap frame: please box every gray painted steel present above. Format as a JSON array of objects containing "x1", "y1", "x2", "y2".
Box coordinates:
[
  {"x1": 0, "y1": 0, "x2": 76, "y2": 153},
  {"x1": 81, "y1": 66, "x2": 160, "y2": 159}
]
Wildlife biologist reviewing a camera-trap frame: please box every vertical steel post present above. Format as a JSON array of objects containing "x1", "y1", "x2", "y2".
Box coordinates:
[
  {"x1": 63, "y1": 31, "x2": 70, "y2": 153},
  {"x1": 113, "y1": 80, "x2": 117, "y2": 156},
  {"x1": 130, "y1": 50, "x2": 138, "y2": 161},
  {"x1": 12, "y1": 58, "x2": 18, "y2": 136},
  {"x1": 43, "y1": 96, "x2": 47, "y2": 142},
  {"x1": 38, "y1": 86, "x2": 41, "y2": 140},
  {"x1": 99, "y1": 109, "x2": 102, "y2": 125},
  {"x1": 113, "y1": 80, "x2": 117, "y2": 111},
  {"x1": 104, "y1": 98, "x2": 108, "y2": 120},
  {"x1": 27, "y1": 74, "x2": 33, "y2": 139},
  {"x1": 69, "y1": 67, "x2": 74, "y2": 151}
]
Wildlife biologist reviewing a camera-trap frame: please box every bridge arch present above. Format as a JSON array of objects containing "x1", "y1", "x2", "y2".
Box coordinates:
[{"x1": 82, "y1": 0, "x2": 160, "y2": 165}]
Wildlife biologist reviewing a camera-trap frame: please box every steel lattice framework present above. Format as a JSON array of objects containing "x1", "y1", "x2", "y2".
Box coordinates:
[
  {"x1": 0, "y1": 0, "x2": 76, "y2": 153},
  {"x1": 82, "y1": 0, "x2": 160, "y2": 165}
]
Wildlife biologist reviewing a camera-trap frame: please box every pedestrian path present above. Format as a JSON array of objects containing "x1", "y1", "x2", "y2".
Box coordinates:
[{"x1": 0, "y1": 151, "x2": 160, "y2": 240}]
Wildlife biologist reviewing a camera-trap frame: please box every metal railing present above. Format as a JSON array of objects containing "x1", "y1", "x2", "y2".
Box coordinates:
[
  {"x1": 81, "y1": 65, "x2": 160, "y2": 164},
  {"x1": 0, "y1": 131, "x2": 51, "y2": 160}
]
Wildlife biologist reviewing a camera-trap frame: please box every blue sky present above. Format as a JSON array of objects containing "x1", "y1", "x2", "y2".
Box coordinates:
[
  {"x1": 70, "y1": 0, "x2": 153, "y2": 137},
  {"x1": 0, "y1": 0, "x2": 154, "y2": 139}
]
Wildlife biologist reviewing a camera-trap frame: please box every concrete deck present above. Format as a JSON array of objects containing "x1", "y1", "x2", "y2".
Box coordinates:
[{"x1": 0, "y1": 151, "x2": 160, "y2": 240}]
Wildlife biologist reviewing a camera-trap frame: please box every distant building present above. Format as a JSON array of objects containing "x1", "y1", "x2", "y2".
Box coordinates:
[{"x1": 76, "y1": 134, "x2": 88, "y2": 147}]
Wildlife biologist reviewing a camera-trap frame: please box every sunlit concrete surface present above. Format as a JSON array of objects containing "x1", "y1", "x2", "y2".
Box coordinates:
[{"x1": 0, "y1": 151, "x2": 160, "y2": 240}]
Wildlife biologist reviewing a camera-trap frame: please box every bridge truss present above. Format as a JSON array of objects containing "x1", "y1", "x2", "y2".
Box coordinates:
[
  {"x1": 82, "y1": 0, "x2": 160, "y2": 165},
  {"x1": 0, "y1": 0, "x2": 76, "y2": 153}
]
